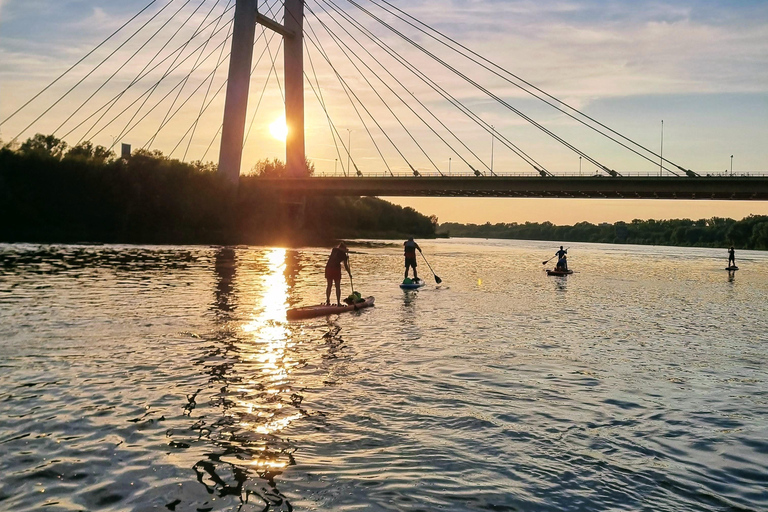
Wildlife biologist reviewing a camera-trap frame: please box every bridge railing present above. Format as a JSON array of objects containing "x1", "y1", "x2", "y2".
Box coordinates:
[{"x1": 312, "y1": 170, "x2": 768, "y2": 178}]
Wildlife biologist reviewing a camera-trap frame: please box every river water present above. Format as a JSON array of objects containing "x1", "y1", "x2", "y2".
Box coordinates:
[{"x1": 0, "y1": 239, "x2": 766, "y2": 511}]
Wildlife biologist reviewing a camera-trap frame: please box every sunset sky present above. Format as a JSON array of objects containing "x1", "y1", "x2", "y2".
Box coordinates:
[{"x1": 1, "y1": 0, "x2": 767, "y2": 224}]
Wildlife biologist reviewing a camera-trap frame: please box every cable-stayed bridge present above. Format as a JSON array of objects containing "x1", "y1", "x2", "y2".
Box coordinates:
[{"x1": 1, "y1": 0, "x2": 766, "y2": 199}]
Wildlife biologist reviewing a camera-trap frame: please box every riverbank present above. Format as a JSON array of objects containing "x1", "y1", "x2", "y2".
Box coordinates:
[
  {"x1": 0, "y1": 139, "x2": 437, "y2": 246},
  {"x1": 439, "y1": 216, "x2": 768, "y2": 250}
]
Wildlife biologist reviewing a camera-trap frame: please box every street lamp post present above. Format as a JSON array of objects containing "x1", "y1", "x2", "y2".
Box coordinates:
[
  {"x1": 346, "y1": 129, "x2": 352, "y2": 177},
  {"x1": 490, "y1": 126, "x2": 494, "y2": 175},
  {"x1": 659, "y1": 120, "x2": 664, "y2": 177},
  {"x1": 730, "y1": 155, "x2": 733, "y2": 175},
  {"x1": 579, "y1": 156, "x2": 582, "y2": 176},
  {"x1": 449, "y1": 157, "x2": 451, "y2": 176},
  {"x1": 334, "y1": 158, "x2": 338, "y2": 176}
]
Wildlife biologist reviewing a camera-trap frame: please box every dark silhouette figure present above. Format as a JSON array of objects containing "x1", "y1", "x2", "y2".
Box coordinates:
[
  {"x1": 555, "y1": 246, "x2": 568, "y2": 271},
  {"x1": 404, "y1": 238, "x2": 422, "y2": 279},
  {"x1": 325, "y1": 243, "x2": 350, "y2": 305}
]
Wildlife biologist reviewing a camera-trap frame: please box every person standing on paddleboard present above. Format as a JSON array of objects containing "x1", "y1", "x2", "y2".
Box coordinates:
[
  {"x1": 728, "y1": 246, "x2": 736, "y2": 268},
  {"x1": 555, "y1": 246, "x2": 568, "y2": 271},
  {"x1": 325, "y1": 243, "x2": 351, "y2": 306},
  {"x1": 404, "y1": 238, "x2": 422, "y2": 280}
]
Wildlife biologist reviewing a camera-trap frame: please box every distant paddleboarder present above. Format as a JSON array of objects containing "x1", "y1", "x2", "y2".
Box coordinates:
[
  {"x1": 555, "y1": 246, "x2": 568, "y2": 271},
  {"x1": 555, "y1": 254, "x2": 568, "y2": 272},
  {"x1": 404, "y1": 238, "x2": 422, "y2": 280},
  {"x1": 325, "y1": 243, "x2": 351, "y2": 306},
  {"x1": 728, "y1": 246, "x2": 736, "y2": 268}
]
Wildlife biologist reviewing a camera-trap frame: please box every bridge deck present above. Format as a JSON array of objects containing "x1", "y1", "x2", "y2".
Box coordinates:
[{"x1": 253, "y1": 176, "x2": 768, "y2": 200}]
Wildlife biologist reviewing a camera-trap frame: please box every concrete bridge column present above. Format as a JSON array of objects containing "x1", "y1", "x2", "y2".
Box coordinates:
[
  {"x1": 218, "y1": 0, "x2": 258, "y2": 184},
  {"x1": 284, "y1": 0, "x2": 305, "y2": 177}
]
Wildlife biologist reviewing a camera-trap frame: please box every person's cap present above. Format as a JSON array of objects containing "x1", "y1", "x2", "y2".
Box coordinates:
[{"x1": 338, "y1": 242, "x2": 348, "y2": 251}]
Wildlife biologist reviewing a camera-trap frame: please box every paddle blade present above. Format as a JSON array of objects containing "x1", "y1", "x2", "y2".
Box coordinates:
[{"x1": 434, "y1": 275, "x2": 442, "y2": 284}]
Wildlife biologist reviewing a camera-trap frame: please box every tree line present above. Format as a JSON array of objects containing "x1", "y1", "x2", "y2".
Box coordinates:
[
  {"x1": 0, "y1": 134, "x2": 437, "y2": 245},
  {"x1": 438, "y1": 216, "x2": 768, "y2": 250}
]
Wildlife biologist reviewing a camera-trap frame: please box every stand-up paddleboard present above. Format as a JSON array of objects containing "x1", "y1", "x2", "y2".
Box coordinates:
[
  {"x1": 546, "y1": 269, "x2": 573, "y2": 276},
  {"x1": 400, "y1": 278, "x2": 426, "y2": 289},
  {"x1": 726, "y1": 266, "x2": 739, "y2": 271},
  {"x1": 287, "y1": 296, "x2": 375, "y2": 320}
]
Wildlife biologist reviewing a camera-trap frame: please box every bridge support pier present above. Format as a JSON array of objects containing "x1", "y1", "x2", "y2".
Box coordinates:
[
  {"x1": 284, "y1": 0, "x2": 306, "y2": 178},
  {"x1": 217, "y1": 0, "x2": 305, "y2": 183},
  {"x1": 218, "y1": 0, "x2": 258, "y2": 184}
]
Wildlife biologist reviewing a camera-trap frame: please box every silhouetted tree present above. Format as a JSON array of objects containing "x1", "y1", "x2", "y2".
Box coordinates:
[
  {"x1": 65, "y1": 141, "x2": 115, "y2": 163},
  {"x1": 1, "y1": 135, "x2": 435, "y2": 244},
  {"x1": 251, "y1": 158, "x2": 314, "y2": 177},
  {"x1": 19, "y1": 133, "x2": 68, "y2": 159}
]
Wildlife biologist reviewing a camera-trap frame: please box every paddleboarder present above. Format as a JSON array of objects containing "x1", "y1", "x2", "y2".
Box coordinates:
[
  {"x1": 555, "y1": 246, "x2": 568, "y2": 271},
  {"x1": 325, "y1": 243, "x2": 351, "y2": 306},
  {"x1": 404, "y1": 238, "x2": 422, "y2": 280},
  {"x1": 555, "y1": 254, "x2": 568, "y2": 272},
  {"x1": 728, "y1": 246, "x2": 736, "y2": 268}
]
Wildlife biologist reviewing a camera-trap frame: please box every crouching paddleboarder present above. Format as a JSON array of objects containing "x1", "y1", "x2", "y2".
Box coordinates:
[
  {"x1": 404, "y1": 238, "x2": 422, "y2": 280},
  {"x1": 325, "y1": 243, "x2": 351, "y2": 306},
  {"x1": 555, "y1": 246, "x2": 568, "y2": 271}
]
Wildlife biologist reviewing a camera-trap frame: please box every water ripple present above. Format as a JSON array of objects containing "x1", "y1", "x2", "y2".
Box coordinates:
[{"x1": 0, "y1": 241, "x2": 767, "y2": 511}]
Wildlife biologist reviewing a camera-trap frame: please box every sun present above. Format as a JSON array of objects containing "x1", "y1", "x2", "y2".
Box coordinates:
[{"x1": 269, "y1": 116, "x2": 288, "y2": 142}]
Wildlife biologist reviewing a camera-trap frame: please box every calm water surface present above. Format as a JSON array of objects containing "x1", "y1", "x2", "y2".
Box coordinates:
[{"x1": 0, "y1": 239, "x2": 766, "y2": 511}]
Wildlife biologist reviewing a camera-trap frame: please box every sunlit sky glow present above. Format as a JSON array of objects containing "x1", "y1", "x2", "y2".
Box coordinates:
[{"x1": 1, "y1": 0, "x2": 767, "y2": 224}]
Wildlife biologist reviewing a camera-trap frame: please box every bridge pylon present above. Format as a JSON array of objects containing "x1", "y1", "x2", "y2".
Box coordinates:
[{"x1": 218, "y1": 0, "x2": 305, "y2": 184}]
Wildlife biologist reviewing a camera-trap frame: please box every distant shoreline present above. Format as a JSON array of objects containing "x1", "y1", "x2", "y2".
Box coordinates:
[{"x1": 438, "y1": 216, "x2": 768, "y2": 251}]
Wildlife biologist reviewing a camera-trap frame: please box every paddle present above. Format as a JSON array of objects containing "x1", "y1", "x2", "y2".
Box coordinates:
[
  {"x1": 343, "y1": 260, "x2": 356, "y2": 305},
  {"x1": 543, "y1": 247, "x2": 569, "y2": 265},
  {"x1": 347, "y1": 258, "x2": 355, "y2": 294},
  {"x1": 420, "y1": 251, "x2": 442, "y2": 284}
]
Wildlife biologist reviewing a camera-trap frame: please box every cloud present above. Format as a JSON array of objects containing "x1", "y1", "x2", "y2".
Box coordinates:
[{"x1": 374, "y1": 0, "x2": 768, "y2": 102}]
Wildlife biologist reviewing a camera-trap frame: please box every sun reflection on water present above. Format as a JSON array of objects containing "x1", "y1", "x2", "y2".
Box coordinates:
[{"x1": 234, "y1": 249, "x2": 301, "y2": 471}]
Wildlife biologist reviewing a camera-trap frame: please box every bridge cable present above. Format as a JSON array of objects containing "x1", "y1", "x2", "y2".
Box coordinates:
[
  {"x1": 243, "y1": 35, "x2": 285, "y2": 150},
  {"x1": 200, "y1": 38, "x2": 282, "y2": 162},
  {"x1": 109, "y1": 2, "x2": 232, "y2": 148},
  {"x1": 324, "y1": 0, "x2": 545, "y2": 175},
  {"x1": 82, "y1": 22, "x2": 234, "y2": 148},
  {"x1": 182, "y1": 0, "x2": 236, "y2": 159},
  {"x1": 347, "y1": 0, "x2": 604, "y2": 174},
  {"x1": 75, "y1": 4, "x2": 235, "y2": 144},
  {"x1": 303, "y1": 37, "x2": 351, "y2": 177},
  {"x1": 171, "y1": 12, "x2": 245, "y2": 157},
  {"x1": 369, "y1": 0, "x2": 686, "y2": 176},
  {"x1": 315, "y1": 0, "x2": 490, "y2": 176},
  {"x1": 145, "y1": 0, "x2": 226, "y2": 150},
  {"x1": 0, "y1": 0, "x2": 162, "y2": 128},
  {"x1": 322, "y1": 0, "x2": 545, "y2": 175},
  {"x1": 68, "y1": 2, "x2": 236, "y2": 143},
  {"x1": 243, "y1": 1, "x2": 287, "y2": 151},
  {"x1": 10, "y1": 0, "x2": 181, "y2": 143},
  {"x1": 108, "y1": 25, "x2": 237, "y2": 149},
  {"x1": 180, "y1": 13, "x2": 283, "y2": 160},
  {"x1": 263, "y1": 34, "x2": 286, "y2": 105},
  {"x1": 344, "y1": 0, "x2": 614, "y2": 175},
  {"x1": 191, "y1": 0, "x2": 283, "y2": 158},
  {"x1": 54, "y1": 0, "x2": 217, "y2": 139},
  {"x1": 303, "y1": 18, "x2": 394, "y2": 176},
  {"x1": 182, "y1": 0, "x2": 234, "y2": 158},
  {"x1": 306, "y1": 2, "x2": 443, "y2": 176}
]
